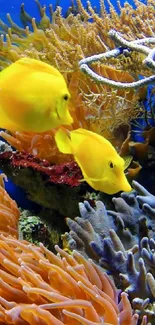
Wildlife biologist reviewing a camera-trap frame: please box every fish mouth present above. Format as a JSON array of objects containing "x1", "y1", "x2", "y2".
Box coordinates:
[{"x1": 115, "y1": 171, "x2": 131, "y2": 192}]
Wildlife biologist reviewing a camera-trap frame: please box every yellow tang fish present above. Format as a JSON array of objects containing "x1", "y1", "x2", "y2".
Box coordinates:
[
  {"x1": 0, "y1": 58, "x2": 73, "y2": 132},
  {"x1": 55, "y1": 128, "x2": 132, "y2": 194}
]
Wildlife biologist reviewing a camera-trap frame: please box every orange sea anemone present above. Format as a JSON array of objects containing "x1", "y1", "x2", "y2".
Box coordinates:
[
  {"x1": 0, "y1": 174, "x2": 19, "y2": 237},
  {"x1": 0, "y1": 234, "x2": 148, "y2": 325},
  {"x1": 0, "y1": 176, "x2": 149, "y2": 324}
]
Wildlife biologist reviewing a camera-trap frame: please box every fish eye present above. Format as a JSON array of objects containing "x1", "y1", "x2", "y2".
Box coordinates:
[
  {"x1": 109, "y1": 162, "x2": 114, "y2": 169},
  {"x1": 63, "y1": 94, "x2": 69, "y2": 101}
]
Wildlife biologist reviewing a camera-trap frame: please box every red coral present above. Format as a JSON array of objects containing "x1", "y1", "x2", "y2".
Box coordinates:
[{"x1": 0, "y1": 151, "x2": 83, "y2": 187}]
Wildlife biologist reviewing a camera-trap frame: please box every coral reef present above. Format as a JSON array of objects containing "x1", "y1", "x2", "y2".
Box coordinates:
[
  {"x1": 0, "y1": 0, "x2": 152, "y2": 163},
  {"x1": 19, "y1": 209, "x2": 53, "y2": 248},
  {"x1": 144, "y1": 85, "x2": 155, "y2": 128},
  {"x1": 0, "y1": 234, "x2": 148, "y2": 325},
  {"x1": 0, "y1": 2, "x2": 153, "y2": 324},
  {"x1": 79, "y1": 30, "x2": 155, "y2": 89},
  {"x1": 0, "y1": 158, "x2": 152, "y2": 324},
  {"x1": 0, "y1": 176, "x2": 149, "y2": 324},
  {"x1": 119, "y1": 126, "x2": 155, "y2": 192},
  {"x1": 63, "y1": 180, "x2": 155, "y2": 323},
  {"x1": 0, "y1": 145, "x2": 92, "y2": 219}
]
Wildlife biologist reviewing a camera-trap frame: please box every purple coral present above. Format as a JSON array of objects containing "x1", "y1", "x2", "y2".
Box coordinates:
[{"x1": 64, "y1": 180, "x2": 155, "y2": 323}]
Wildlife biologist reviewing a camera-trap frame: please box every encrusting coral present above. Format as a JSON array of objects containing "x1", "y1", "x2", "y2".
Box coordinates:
[
  {"x1": 0, "y1": 145, "x2": 88, "y2": 219},
  {"x1": 0, "y1": 178, "x2": 149, "y2": 325},
  {"x1": 63, "y1": 180, "x2": 155, "y2": 323},
  {"x1": 18, "y1": 209, "x2": 54, "y2": 249},
  {"x1": 0, "y1": 0, "x2": 153, "y2": 163}
]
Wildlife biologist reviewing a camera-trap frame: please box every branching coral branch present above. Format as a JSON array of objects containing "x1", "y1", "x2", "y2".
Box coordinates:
[
  {"x1": 63, "y1": 180, "x2": 155, "y2": 322},
  {"x1": 79, "y1": 29, "x2": 155, "y2": 89}
]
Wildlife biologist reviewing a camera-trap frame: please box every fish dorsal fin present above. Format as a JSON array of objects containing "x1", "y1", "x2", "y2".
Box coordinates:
[
  {"x1": 71, "y1": 128, "x2": 116, "y2": 154},
  {"x1": 72, "y1": 128, "x2": 108, "y2": 143},
  {"x1": 16, "y1": 57, "x2": 63, "y2": 78}
]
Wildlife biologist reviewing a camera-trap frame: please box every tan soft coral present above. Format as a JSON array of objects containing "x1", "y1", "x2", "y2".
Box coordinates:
[
  {"x1": 0, "y1": 0, "x2": 151, "y2": 162},
  {"x1": 0, "y1": 234, "x2": 148, "y2": 325},
  {"x1": 0, "y1": 175, "x2": 19, "y2": 237}
]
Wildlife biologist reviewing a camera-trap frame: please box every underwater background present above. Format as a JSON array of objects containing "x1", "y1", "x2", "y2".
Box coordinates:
[
  {"x1": 0, "y1": 0, "x2": 154, "y2": 324},
  {"x1": 0, "y1": 0, "x2": 144, "y2": 23}
]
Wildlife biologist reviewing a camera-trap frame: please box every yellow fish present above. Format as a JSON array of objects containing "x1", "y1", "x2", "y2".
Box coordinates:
[
  {"x1": 55, "y1": 128, "x2": 132, "y2": 194},
  {"x1": 0, "y1": 58, "x2": 73, "y2": 132}
]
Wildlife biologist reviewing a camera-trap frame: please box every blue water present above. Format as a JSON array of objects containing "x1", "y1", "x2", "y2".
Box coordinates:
[
  {"x1": 0, "y1": 0, "x2": 141, "y2": 26},
  {"x1": 0, "y1": 0, "x2": 153, "y2": 208},
  {"x1": 4, "y1": 180, "x2": 41, "y2": 211}
]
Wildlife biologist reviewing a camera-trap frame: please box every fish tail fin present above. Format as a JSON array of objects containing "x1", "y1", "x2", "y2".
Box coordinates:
[{"x1": 55, "y1": 128, "x2": 72, "y2": 154}]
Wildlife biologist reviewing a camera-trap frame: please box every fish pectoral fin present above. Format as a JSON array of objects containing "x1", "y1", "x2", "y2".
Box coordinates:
[
  {"x1": 55, "y1": 128, "x2": 72, "y2": 154},
  {"x1": 78, "y1": 178, "x2": 86, "y2": 183},
  {"x1": 79, "y1": 176, "x2": 106, "y2": 183}
]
